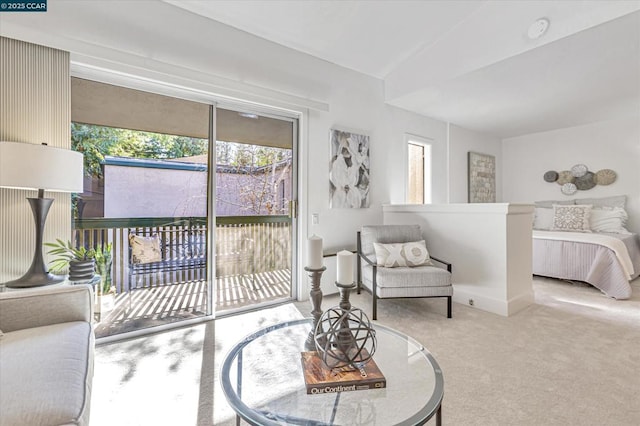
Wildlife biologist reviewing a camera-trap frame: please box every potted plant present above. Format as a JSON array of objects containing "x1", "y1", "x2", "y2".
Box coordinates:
[
  {"x1": 94, "y1": 243, "x2": 115, "y2": 314},
  {"x1": 45, "y1": 239, "x2": 96, "y2": 282}
]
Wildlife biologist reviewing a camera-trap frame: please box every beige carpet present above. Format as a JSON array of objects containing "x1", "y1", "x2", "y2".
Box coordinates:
[{"x1": 91, "y1": 277, "x2": 640, "y2": 425}]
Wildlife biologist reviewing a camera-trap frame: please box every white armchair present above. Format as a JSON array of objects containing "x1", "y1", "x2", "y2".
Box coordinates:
[{"x1": 356, "y1": 224, "x2": 453, "y2": 320}]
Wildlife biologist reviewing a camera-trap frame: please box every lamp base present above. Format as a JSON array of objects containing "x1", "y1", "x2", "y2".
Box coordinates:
[
  {"x1": 3, "y1": 271, "x2": 65, "y2": 288},
  {"x1": 2, "y1": 197, "x2": 66, "y2": 289}
]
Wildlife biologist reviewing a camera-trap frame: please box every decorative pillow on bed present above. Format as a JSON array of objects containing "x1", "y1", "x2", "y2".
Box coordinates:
[
  {"x1": 551, "y1": 204, "x2": 592, "y2": 232},
  {"x1": 534, "y1": 199, "x2": 574, "y2": 208},
  {"x1": 589, "y1": 207, "x2": 632, "y2": 234},
  {"x1": 373, "y1": 240, "x2": 433, "y2": 268},
  {"x1": 129, "y1": 234, "x2": 162, "y2": 264},
  {"x1": 573, "y1": 195, "x2": 626, "y2": 209},
  {"x1": 533, "y1": 207, "x2": 554, "y2": 230}
]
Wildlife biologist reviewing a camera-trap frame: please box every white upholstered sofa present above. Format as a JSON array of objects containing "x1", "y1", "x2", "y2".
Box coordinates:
[{"x1": 0, "y1": 284, "x2": 95, "y2": 426}]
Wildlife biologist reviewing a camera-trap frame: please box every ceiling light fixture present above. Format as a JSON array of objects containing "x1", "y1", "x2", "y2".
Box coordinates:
[
  {"x1": 527, "y1": 18, "x2": 550, "y2": 40},
  {"x1": 238, "y1": 112, "x2": 259, "y2": 119}
]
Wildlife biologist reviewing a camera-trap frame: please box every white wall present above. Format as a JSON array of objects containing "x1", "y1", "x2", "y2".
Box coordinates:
[
  {"x1": 502, "y1": 116, "x2": 640, "y2": 233},
  {"x1": 448, "y1": 124, "x2": 503, "y2": 203},
  {"x1": 0, "y1": 13, "x2": 451, "y2": 295},
  {"x1": 384, "y1": 203, "x2": 534, "y2": 317}
]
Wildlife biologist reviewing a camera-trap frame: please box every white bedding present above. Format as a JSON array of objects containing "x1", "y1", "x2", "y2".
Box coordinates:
[
  {"x1": 532, "y1": 230, "x2": 634, "y2": 279},
  {"x1": 532, "y1": 230, "x2": 640, "y2": 299}
]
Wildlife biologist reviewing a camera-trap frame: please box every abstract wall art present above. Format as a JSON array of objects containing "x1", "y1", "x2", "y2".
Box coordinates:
[{"x1": 329, "y1": 129, "x2": 370, "y2": 208}]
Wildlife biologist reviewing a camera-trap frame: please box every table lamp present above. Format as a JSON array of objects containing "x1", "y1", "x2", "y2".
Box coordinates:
[{"x1": 0, "y1": 141, "x2": 84, "y2": 288}]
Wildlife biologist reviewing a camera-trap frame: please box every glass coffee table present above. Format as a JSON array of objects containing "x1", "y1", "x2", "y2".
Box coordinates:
[{"x1": 221, "y1": 318, "x2": 444, "y2": 425}]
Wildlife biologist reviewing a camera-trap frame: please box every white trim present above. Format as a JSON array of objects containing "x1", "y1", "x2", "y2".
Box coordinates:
[
  {"x1": 70, "y1": 59, "x2": 325, "y2": 116},
  {"x1": 452, "y1": 286, "x2": 534, "y2": 317}
]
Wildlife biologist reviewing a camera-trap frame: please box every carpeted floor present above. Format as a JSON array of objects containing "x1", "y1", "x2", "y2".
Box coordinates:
[{"x1": 91, "y1": 276, "x2": 640, "y2": 425}]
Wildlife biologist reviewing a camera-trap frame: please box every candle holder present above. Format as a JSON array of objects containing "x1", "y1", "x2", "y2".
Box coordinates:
[
  {"x1": 314, "y1": 281, "x2": 377, "y2": 370},
  {"x1": 304, "y1": 266, "x2": 326, "y2": 351}
]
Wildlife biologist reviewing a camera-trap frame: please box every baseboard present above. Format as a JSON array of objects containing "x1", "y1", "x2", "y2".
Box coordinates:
[{"x1": 452, "y1": 285, "x2": 534, "y2": 317}]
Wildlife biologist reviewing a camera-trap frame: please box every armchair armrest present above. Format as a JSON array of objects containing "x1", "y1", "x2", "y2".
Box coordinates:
[
  {"x1": 0, "y1": 284, "x2": 94, "y2": 333},
  {"x1": 430, "y1": 256, "x2": 452, "y2": 273},
  {"x1": 358, "y1": 250, "x2": 377, "y2": 267}
]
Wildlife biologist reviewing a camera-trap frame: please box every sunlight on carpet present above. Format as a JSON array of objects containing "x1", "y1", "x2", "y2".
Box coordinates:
[{"x1": 91, "y1": 303, "x2": 304, "y2": 426}]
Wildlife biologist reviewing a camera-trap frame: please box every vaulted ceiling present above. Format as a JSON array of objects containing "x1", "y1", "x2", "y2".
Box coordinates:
[{"x1": 1, "y1": 1, "x2": 638, "y2": 138}]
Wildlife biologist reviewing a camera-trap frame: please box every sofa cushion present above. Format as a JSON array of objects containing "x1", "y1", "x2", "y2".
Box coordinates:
[{"x1": 0, "y1": 321, "x2": 94, "y2": 426}]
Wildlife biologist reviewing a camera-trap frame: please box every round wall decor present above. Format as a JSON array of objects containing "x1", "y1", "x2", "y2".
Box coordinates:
[
  {"x1": 595, "y1": 169, "x2": 616, "y2": 185},
  {"x1": 544, "y1": 164, "x2": 617, "y2": 194},
  {"x1": 561, "y1": 182, "x2": 577, "y2": 195},
  {"x1": 571, "y1": 164, "x2": 588, "y2": 177},
  {"x1": 556, "y1": 171, "x2": 575, "y2": 185},
  {"x1": 575, "y1": 172, "x2": 596, "y2": 190}
]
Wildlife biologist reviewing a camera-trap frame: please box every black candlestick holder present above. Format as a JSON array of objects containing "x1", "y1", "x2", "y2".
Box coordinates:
[{"x1": 304, "y1": 266, "x2": 326, "y2": 351}]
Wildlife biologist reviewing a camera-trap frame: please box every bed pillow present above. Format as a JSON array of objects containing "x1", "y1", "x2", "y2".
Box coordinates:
[
  {"x1": 534, "y1": 199, "x2": 574, "y2": 208},
  {"x1": 573, "y1": 195, "x2": 626, "y2": 209},
  {"x1": 129, "y1": 234, "x2": 162, "y2": 264},
  {"x1": 373, "y1": 240, "x2": 433, "y2": 267},
  {"x1": 589, "y1": 207, "x2": 631, "y2": 234},
  {"x1": 533, "y1": 207, "x2": 554, "y2": 230},
  {"x1": 551, "y1": 204, "x2": 592, "y2": 232}
]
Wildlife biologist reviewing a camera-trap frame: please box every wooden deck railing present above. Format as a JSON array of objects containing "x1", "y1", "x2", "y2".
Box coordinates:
[{"x1": 73, "y1": 216, "x2": 291, "y2": 294}]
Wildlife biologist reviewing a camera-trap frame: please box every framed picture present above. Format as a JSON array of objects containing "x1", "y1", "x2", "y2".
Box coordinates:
[
  {"x1": 468, "y1": 151, "x2": 496, "y2": 203},
  {"x1": 329, "y1": 129, "x2": 370, "y2": 208}
]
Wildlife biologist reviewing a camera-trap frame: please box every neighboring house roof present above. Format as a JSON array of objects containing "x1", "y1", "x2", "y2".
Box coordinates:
[{"x1": 103, "y1": 156, "x2": 290, "y2": 175}]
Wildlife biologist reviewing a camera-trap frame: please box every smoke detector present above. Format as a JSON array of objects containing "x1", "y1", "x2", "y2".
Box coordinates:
[{"x1": 528, "y1": 18, "x2": 550, "y2": 40}]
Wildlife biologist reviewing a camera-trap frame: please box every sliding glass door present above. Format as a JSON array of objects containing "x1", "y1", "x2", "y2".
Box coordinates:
[
  {"x1": 70, "y1": 78, "x2": 298, "y2": 338},
  {"x1": 214, "y1": 107, "x2": 297, "y2": 316}
]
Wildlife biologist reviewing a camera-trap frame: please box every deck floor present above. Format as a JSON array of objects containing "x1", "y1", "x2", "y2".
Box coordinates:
[{"x1": 94, "y1": 269, "x2": 291, "y2": 338}]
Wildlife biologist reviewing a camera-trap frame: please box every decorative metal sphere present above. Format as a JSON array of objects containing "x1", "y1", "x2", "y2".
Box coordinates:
[{"x1": 314, "y1": 306, "x2": 377, "y2": 369}]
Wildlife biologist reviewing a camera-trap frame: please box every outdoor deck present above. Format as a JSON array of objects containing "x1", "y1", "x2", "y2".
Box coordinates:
[{"x1": 94, "y1": 269, "x2": 291, "y2": 338}]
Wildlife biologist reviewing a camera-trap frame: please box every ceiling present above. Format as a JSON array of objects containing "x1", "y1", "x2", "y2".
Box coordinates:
[
  {"x1": 1, "y1": 1, "x2": 639, "y2": 138},
  {"x1": 164, "y1": 0, "x2": 640, "y2": 138}
]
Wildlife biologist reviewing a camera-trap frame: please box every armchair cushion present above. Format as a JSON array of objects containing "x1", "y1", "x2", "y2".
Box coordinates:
[
  {"x1": 373, "y1": 240, "x2": 433, "y2": 267},
  {"x1": 361, "y1": 264, "x2": 451, "y2": 297}
]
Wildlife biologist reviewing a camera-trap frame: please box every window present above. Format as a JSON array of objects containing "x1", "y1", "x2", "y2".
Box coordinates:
[{"x1": 406, "y1": 136, "x2": 432, "y2": 204}]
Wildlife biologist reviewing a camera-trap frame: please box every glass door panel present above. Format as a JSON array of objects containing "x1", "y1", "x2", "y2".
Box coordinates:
[
  {"x1": 214, "y1": 108, "x2": 296, "y2": 315},
  {"x1": 71, "y1": 122, "x2": 211, "y2": 339}
]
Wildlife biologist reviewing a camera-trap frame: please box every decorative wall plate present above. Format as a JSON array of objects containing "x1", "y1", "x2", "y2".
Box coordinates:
[
  {"x1": 571, "y1": 164, "x2": 588, "y2": 177},
  {"x1": 543, "y1": 171, "x2": 558, "y2": 182},
  {"x1": 556, "y1": 171, "x2": 575, "y2": 185},
  {"x1": 595, "y1": 169, "x2": 616, "y2": 185},
  {"x1": 561, "y1": 182, "x2": 577, "y2": 195},
  {"x1": 575, "y1": 172, "x2": 596, "y2": 190}
]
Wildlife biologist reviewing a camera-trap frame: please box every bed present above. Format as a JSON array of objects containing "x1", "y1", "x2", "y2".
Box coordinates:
[{"x1": 531, "y1": 196, "x2": 640, "y2": 299}]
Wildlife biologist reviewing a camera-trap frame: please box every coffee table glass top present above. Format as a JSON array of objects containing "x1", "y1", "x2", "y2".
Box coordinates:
[{"x1": 221, "y1": 318, "x2": 443, "y2": 426}]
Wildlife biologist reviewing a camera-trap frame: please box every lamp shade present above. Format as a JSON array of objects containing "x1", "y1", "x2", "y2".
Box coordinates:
[{"x1": 0, "y1": 141, "x2": 83, "y2": 192}]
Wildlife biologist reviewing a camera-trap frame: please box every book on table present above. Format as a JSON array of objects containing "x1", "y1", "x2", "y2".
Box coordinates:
[{"x1": 300, "y1": 350, "x2": 386, "y2": 394}]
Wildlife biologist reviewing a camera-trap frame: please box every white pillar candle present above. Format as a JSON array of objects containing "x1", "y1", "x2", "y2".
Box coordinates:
[
  {"x1": 337, "y1": 250, "x2": 354, "y2": 285},
  {"x1": 307, "y1": 234, "x2": 323, "y2": 269}
]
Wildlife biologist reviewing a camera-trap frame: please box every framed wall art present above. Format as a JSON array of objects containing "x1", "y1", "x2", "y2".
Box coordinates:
[
  {"x1": 468, "y1": 151, "x2": 496, "y2": 203},
  {"x1": 329, "y1": 129, "x2": 370, "y2": 208}
]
